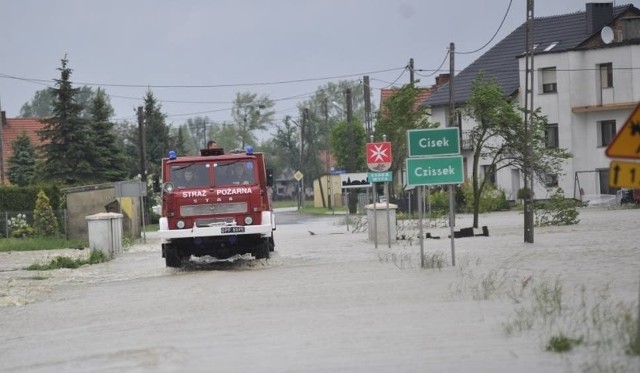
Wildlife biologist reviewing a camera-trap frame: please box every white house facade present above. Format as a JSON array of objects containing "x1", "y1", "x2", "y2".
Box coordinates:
[{"x1": 425, "y1": 2, "x2": 640, "y2": 203}]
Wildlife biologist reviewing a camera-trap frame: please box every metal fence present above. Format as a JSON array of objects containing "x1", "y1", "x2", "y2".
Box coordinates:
[{"x1": 0, "y1": 210, "x2": 69, "y2": 238}]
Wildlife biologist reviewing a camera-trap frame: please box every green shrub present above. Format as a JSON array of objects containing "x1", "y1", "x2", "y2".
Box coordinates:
[
  {"x1": 535, "y1": 188, "x2": 580, "y2": 226},
  {"x1": 11, "y1": 226, "x2": 36, "y2": 238},
  {"x1": 26, "y1": 250, "x2": 107, "y2": 270},
  {"x1": 33, "y1": 190, "x2": 60, "y2": 237},
  {"x1": 546, "y1": 334, "x2": 583, "y2": 353},
  {"x1": 517, "y1": 187, "x2": 531, "y2": 200},
  {"x1": 7, "y1": 213, "x2": 34, "y2": 238},
  {"x1": 429, "y1": 189, "x2": 449, "y2": 213},
  {"x1": 461, "y1": 181, "x2": 508, "y2": 213}
]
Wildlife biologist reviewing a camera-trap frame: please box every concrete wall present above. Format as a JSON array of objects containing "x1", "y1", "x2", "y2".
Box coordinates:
[{"x1": 64, "y1": 184, "x2": 141, "y2": 241}]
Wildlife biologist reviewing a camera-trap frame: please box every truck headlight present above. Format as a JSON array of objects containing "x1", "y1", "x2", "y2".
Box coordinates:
[
  {"x1": 244, "y1": 216, "x2": 253, "y2": 225},
  {"x1": 176, "y1": 220, "x2": 185, "y2": 229},
  {"x1": 163, "y1": 182, "x2": 175, "y2": 193}
]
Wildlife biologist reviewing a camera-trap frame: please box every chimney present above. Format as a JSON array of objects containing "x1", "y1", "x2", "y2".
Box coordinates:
[
  {"x1": 586, "y1": 3, "x2": 614, "y2": 35},
  {"x1": 1, "y1": 111, "x2": 5, "y2": 126},
  {"x1": 435, "y1": 73, "x2": 450, "y2": 87}
]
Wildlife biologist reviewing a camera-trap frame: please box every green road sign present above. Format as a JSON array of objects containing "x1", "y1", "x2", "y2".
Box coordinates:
[
  {"x1": 367, "y1": 171, "x2": 392, "y2": 183},
  {"x1": 407, "y1": 128, "x2": 460, "y2": 157},
  {"x1": 406, "y1": 156, "x2": 464, "y2": 186}
]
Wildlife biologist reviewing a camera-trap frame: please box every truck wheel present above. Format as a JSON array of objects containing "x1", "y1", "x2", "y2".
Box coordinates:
[
  {"x1": 254, "y1": 238, "x2": 270, "y2": 260},
  {"x1": 165, "y1": 245, "x2": 182, "y2": 268},
  {"x1": 269, "y1": 234, "x2": 275, "y2": 252}
]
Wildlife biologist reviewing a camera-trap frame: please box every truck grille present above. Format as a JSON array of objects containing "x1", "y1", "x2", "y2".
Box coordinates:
[
  {"x1": 180, "y1": 202, "x2": 247, "y2": 217},
  {"x1": 195, "y1": 217, "x2": 236, "y2": 227}
]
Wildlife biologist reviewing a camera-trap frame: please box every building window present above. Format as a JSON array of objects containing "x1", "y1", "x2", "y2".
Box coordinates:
[
  {"x1": 545, "y1": 123, "x2": 559, "y2": 148},
  {"x1": 599, "y1": 63, "x2": 613, "y2": 88},
  {"x1": 541, "y1": 67, "x2": 557, "y2": 93},
  {"x1": 482, "y1": 165, "x2": 496, "y2": 185},
  {"x1": 545, "y1": 174, "x2": 559, "y2": 188},
  {"x1": 599, "y1": 120, "x2": 616, "y2": 147}
]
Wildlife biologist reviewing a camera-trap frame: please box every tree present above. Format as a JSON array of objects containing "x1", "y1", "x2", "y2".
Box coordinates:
[
  {"x1": 375, "y1": 83, "x2": 436, "y2": 197},
  {"x1": 87, "y1": 88, "x2": 128, "y2": 182},
  {"x1": 37, "y1": 56, "x2": 95, "y2": 185},
  {"x1": 19, "y1": 88, "x2": 55, "y2": 118},
  {"x1": 112, "y1": 120, "x2": 141, "y2": 179},
  {"x1": 231, "y1": 92, "x2": 275, "y2": 149},
  {"x1": 463, "y1": 73, "x2": 572, "y2": 228},
  {"x1": 143, "y1": 90, "x2": 170, "y2": 178},
  {"x1": 267, "y1": 115, "x2": 301, "y2": 174},
  {"x1": 7, "y1": 132, "x2": 36, "y2": 186},
  {"x1": 298, "y1": 80, "x2": 368, "y2": 157},
  {"x1": 185, "y1": 116, "x2": 213, "y2": 151},
  {"x1": 329, "y1": 118, "x2": 367, "y2": 172},
  {"x1": 33, "y1": 189, "x2": 59, "y2": 237},
  {"x1": 20, "y1": 86, "x2": 96, "y2": 118},
  {"x1": 169, "y1": 125, "x2": 189, "y2": 156}
]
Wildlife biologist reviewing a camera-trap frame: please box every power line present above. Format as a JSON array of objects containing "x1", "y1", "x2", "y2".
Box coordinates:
[
  {"x1": 456, "y1": 0, "x2": 513, "y2": 55},
  {"x1": 414, "y1": 50, "x2": 450, "y2": 78},
  {"x1": 371, "y1": 66, "x2": 408, "y2": 88},
  {"x1": 0, "y1": 67, "x2": 406, "y2": 89}
]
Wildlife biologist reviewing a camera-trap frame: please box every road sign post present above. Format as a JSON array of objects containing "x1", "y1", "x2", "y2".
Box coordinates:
[
  {"x1": 407, "y1": 128, "x2": 460, "y2": 157},
  {"x1": 406, "y1": 127, "x2": 464, "y2": 268},
  {"x1": 405, "y1": 156, "x2": 464, "y2": 186}
]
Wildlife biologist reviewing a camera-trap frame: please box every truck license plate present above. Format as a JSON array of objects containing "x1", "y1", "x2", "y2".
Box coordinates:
[{"x1": 221, "y1": 226, "x2": 245, "y2": 233}]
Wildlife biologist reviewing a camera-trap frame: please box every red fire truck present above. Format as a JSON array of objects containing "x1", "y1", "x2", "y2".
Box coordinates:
[{"x1": 156, "y1": 146, "x2": 275, "y2": 267}]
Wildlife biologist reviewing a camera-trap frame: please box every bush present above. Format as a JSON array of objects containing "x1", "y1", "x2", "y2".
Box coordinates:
[
  {"x1": 461, "y1": 181, "x2": 508, "y2": 213},
  {"x1": 8, "y1": 213, "x2": 34, "y2": 238},
  {"x1": 33, "y1": 190, "x2": 60, "y2": 237},
  {"x1": 535, "y1": 188, "x2": 580, "y2": 226},
  {"x1": 517, "y1": 187, "x2": 531, "y2": 200}
]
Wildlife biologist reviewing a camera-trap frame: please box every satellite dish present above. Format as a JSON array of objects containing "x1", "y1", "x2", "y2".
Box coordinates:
[{"x1": 601, "y1": 26, "x2": 614, "y2": 44}]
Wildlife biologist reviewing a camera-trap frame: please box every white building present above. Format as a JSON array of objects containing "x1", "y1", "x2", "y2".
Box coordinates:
[{"x1": 424, "y1": 2, "x2": 640, "y2": 203}]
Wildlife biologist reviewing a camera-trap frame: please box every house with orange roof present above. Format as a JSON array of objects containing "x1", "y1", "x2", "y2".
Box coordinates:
[{"x1": 0, "y1": 111, "x2": 46, "y2": 184}]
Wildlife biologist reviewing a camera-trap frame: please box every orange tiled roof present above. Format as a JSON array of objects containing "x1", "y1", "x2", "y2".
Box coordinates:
[
  {"x1": 1, "y1": 118, "x2": 47, "y2": 181},
  {"x1": 379, "y1": 86, "x2": 435, "y2": 116}
]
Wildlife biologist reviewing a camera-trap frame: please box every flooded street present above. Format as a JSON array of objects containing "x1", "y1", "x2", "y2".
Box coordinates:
[{"x1": 1, "y1": 208, "x2": 639, "y2": 372}]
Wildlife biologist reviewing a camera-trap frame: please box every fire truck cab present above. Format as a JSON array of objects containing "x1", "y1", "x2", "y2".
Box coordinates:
[{"x1": 156, "y1": 146, "x2": 275, "y2": 267}]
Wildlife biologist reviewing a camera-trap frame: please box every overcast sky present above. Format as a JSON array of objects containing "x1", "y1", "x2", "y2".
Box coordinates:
[{"x1": 2, "y1": 0, "x2": 638, "y2": 132}]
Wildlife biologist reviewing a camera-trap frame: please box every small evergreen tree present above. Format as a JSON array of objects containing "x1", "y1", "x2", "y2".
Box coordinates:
[
  {"x1": 7, "y1": 132, "x2": 37, "y2": 186},
  {"x1": 88, "y1": 88, "x2": 128, "y2": 182},
  {"x1": 38, "y1": 56, "x2": 96, "y2": 185},
  {"x1": 143, "y1": 91, "x2": 170, "y2": 177},
  {"x1": 33, "y1": 189, "x2": 59, "y2": 237}
]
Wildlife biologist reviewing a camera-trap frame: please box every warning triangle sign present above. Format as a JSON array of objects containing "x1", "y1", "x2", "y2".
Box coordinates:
[{"x1": 605, "y1": 101, "x2": 640, "y2": 159}]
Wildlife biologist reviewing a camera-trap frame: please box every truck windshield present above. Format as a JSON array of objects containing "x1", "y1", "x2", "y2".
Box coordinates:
[
  {"x1": 214, "y1": 161, "x2": 256, "y2": 186},
  {"x1": 170, "y1": 163, "x2": 210, "y2": 188}
]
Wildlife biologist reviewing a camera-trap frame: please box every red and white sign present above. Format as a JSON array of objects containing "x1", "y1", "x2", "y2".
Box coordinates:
[{"x1": 366, "y1": 142, "x2": 392, "y2": 172}]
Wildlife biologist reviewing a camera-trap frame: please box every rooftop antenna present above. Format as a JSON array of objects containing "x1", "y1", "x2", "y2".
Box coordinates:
[{"x1": 601, "y1": 26, "x2": 614, "y2": 44}]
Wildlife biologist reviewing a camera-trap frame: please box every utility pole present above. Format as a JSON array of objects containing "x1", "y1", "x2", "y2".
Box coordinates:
[
  {"x1": 298, "y1": 109, "x2": 306, "y2": 210},
  {"x1": 346, "y1": 88, "x2": 357, "y2": 214},
  {"x1": 409, "y1": 58, "x2": 415, "y2": 84},
  {"x1": 0, "y1": 105, "x2": 4, "y2": 184},
  {"x1": 137, "y1": 106, "x2": 146, "y2": 183},
  {"x1": 448, "y1": 43, "x2": 457, "y2": 266},
  {"x1": 346, "y1": 88, "x2": 354, "y2": 172},
  {"x1": 523, "y1": 0, "x2": 535, "y2": 243},
  {"x1": 363, "y1": 75, "x2": 372, "y2": 139},
  {"x1": 324, "y1": 97, "x2": 332, "y2": 210}
]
